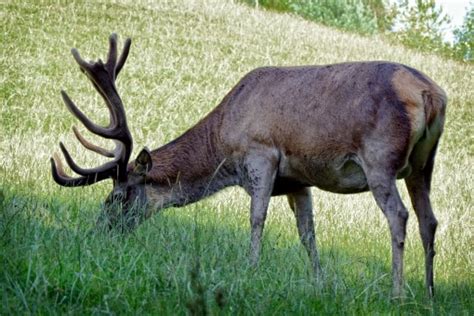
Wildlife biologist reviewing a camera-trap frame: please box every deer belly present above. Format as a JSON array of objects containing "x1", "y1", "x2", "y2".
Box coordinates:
[{"x1": 279, "y1": 154, "x2": 369, "y2": 194}]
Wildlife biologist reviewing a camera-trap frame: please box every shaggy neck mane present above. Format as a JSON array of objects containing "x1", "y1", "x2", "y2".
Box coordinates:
[{"x1": 141, "y1": 112, "x2": 236, "y2": 205}]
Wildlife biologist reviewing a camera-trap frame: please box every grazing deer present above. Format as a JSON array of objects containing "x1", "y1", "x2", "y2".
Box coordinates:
[{"x1": 51, "y1": 34, "x2": 446, "y2": 297}]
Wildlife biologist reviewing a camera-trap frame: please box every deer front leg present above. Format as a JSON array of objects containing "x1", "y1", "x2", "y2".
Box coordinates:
[
  {"x1": 287, "y1": 187, "x2": 321, "y2": 278},
  {"x1": 242, "y1": 152, "x2": 278, "y2": 267}
]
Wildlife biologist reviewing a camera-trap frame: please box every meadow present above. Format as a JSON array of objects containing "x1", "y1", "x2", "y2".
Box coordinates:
[{"x1": 1, "y1": 0, "x2": 473, "y2": 314}]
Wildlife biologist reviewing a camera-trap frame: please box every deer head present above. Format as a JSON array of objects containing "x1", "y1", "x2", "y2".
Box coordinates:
[{"x1": 50, "y1": 34, "x2": 153, "y2": 230}]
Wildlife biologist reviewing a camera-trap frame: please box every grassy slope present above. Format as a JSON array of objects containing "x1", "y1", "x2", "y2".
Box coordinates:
[{"x1": 1, "y1": 0, "x2": 472, "y2": 314}]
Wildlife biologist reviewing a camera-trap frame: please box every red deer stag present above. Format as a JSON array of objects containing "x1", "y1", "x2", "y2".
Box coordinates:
[{"x1": 51, "y1": 34, "x2": 446, "y2": 297}]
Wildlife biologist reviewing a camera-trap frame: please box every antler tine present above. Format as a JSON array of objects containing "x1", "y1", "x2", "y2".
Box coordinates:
[
  {"x1": 72, "y1": 126, "x2": 114, "y2": 158},
  {"x1": 116, "y1": 38, "x2": 131, "y2": 77},
  {"x1": 59, "y1": 142, "x2": 118, "y2": 177},
  {"x1": 105, "y1": 33, "x2": 132, "y2": 79},
  {"x1": 71, "y1": 49, "x2": 110, "y2": 103},
  {"x1": 50, "y1": 154, "x2": 113, "y2": 187},
  {"x1": 71, "y1": 48, "x2": 90, "y2": 71},
  {"x1": 61, "y1": 90, "x2": 114, "y2": 138},
  {"x1": 51, "y1": 154, "x2": 87, "y2": 186},
  {"x1": 106, "y1": 33, "x2": 118, "y2": 77}
]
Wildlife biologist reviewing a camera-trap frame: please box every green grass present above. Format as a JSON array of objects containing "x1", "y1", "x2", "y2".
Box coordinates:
[{"x1": 1, "y1": 0, "x2": 473, "y2": 314}]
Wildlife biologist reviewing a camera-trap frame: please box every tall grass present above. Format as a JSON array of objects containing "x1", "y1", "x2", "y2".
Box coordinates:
[{"x1": 1, "y1": 0, "x2": 473, "y2": 314}]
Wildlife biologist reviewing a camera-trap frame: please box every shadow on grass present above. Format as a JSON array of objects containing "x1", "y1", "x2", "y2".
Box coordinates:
[{"x1": 1, "y1": 188, "x2": 472, "y2": 315}]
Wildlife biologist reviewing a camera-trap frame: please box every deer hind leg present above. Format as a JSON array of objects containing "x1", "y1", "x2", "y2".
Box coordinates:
[
  {"x1": 365, "y1": 169, "x2": 409, "y2": 298},
  {"x1": 242, "y1": 151, "x2": 278, "y2": 267},
  {"x1": 405, "y1": 141, "x2": 439, "y2": 298},
  {"x1": 287, "y1": 187, "x2": 321, "y2": 277}
]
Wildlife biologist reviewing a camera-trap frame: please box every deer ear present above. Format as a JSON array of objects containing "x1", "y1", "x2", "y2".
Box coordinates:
[{"x1": 134, "y1": 147, "x2": 152, "y2": 175}]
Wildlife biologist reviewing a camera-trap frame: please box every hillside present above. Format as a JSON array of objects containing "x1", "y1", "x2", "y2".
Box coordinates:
[{"x1": 1, "y1": 0, "x2": 472, "y2": 314}]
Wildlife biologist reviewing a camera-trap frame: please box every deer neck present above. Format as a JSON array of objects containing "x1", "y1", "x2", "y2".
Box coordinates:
[{"x1": 143, "y1": 120, "x2": 237, "y2": 210}]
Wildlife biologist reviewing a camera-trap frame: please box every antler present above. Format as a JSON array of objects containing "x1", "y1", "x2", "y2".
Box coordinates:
[{"x1": 51, "y1": 33, "x2": 133, "y2": 187}]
